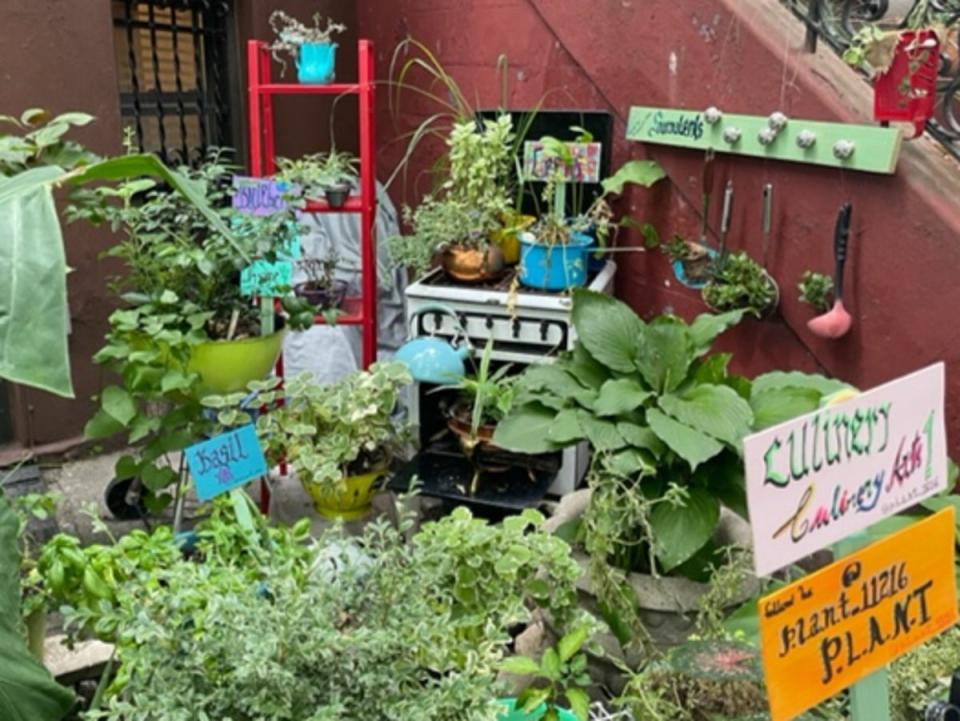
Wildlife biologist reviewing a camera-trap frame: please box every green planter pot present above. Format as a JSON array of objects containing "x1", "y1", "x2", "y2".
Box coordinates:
[
  {"x1": 497, "y1": 698, "x2": 578, "y2": 721},
  {"x1": 187, "y1": 330, "x2": 285, "y2": 395}
]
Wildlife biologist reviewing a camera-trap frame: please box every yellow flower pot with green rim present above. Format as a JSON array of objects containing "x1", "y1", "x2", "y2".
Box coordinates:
[
  {"x1": 187, "y1": 329, "x2": 285, "y2": 395},
  {"x1": 302, "y1": 468, "x2": 385, "y2": 520},
  {"x1": 490, "y1": 213, "x2": 535, "y2": 265}
]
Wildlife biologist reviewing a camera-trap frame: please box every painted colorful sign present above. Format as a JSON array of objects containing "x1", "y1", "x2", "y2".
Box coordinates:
[
  {"x1": 522, "y1": 141, "x2": 602, "y2": 183},
  {"x1": 759, "y1": 508, "x2": 958, "y2": 721},
  {"x1": 232, "y1": 176, "x2": 292, "y2": 215},
  {"x1": 240, "y1": 258, "x2": 293, "y2": 297},
  {"x1": 744, "y1": 363, "x2": 947, "y2": 577},
  {"x1": 185, "y1": 424, "x2": 268, "y2": 502}
]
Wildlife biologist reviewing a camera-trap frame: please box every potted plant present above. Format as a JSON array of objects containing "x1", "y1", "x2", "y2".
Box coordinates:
[
  {"x1": 70, "y1": 147, "x2": 316, "y2": 512},
  {"x1": 797, "y1": 270, "x2": 834, "y2": 314},
  {"x1": 208, "y1": 362, "x2": 412, "y2": 519},
  {"x1": 276, "y1": 148, "x2": 359, "y2": 208},
  {"x1": 388, "y1": 115, "x2": 515, "y2": 283},
  {"x1": 843, "y1": 20, "x2": 941, "y2": 138},
  {"x1": 498, "y1": 624, "x2": 595, "y2": 721},
  {"x1": 293, "y1": 253, "x2": 348, "y2": 311},
  {"x1": 493, "y1": 290, "x2": 851, "y2": 649},
  {"x1": 702, "y1": 251, "x2": 779, "y2": 317},
  {"x1": 661, "y1": 234, "x2": 714, "y2": 285},
  {"x1": 266, "y1": 10, "x2": 347, "y2": 84}
]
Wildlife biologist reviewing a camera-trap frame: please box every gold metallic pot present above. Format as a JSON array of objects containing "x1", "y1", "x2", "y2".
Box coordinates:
[{"x1": 441, "y1": 243, "x2": 505, "y2": 283}]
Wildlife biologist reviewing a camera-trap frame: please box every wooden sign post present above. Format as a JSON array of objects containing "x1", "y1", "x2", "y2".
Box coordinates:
[
  {"x1": 759, "y1": 510, "x2": 958, "y2": 721},
  {"x1": 744, "y1": 363, "x2": 952, "y2": 720}
]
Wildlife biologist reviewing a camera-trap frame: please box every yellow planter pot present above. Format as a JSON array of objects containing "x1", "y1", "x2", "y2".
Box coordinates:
[
  {"x1": 302, "y1": 469, "x2": 386, "y2": 520},
  {"x1": 490, "y1": 214, "x2": 535, "y2": 265},
  {"x1": 187, "y1": 330, "x2": 285, "y2": 395}
]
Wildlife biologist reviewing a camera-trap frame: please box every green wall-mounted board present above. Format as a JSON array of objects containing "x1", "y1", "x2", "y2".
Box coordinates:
[{"x1": 625, "y1": 106, "x2": 902, "y2": 174}]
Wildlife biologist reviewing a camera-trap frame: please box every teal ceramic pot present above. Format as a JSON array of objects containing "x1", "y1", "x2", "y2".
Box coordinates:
[
  {"x1": 518, "y1": 231, "x2": 592, "y2": 291},
  {"x1": 296, "y1": 42, "x2": 337, "y2": 83}
]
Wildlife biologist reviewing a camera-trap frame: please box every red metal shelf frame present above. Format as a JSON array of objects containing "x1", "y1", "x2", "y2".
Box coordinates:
[{"x1": 246, "y1": 39, "x2": 378, "y2": 512}]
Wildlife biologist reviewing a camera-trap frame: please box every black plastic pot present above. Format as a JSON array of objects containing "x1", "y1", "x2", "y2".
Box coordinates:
[
  {"x1": 294, "y1": 278, "x2": 348, "y2": 309},
  {"x1": 324, "y1": 183, "x2": 351, "y2": 208}
]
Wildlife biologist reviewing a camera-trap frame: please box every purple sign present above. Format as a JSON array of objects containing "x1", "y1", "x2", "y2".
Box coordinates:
[{"x1": 232, "y1": 176, "x2": 290, "y2": 216}]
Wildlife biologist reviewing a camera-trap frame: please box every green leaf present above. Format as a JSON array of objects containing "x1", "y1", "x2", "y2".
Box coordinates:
[
  {"x1": 567, "y1": 343, "x2": 610, "y2": 389},
  {"x1": 101, "y1": 385, "x2": 137, "y2": 426},
  {"x1": 493, "y1": 403, "x2": 561, "y2": 454},
  {"x1": 750, "y1": 386, "x2": 822, "y2": 430},
  {"x1": 0, "y1": 177, "x2": 72, "y2": 397},
  {"x1": 658, "y1": 384, "x2": 753, "y2": 447},
  {"x1": 600, "y1": 159, "x2": 665, "y2": 195},
  {"x1": 140, "y1": 463, "x2": 177, "y2": 491},
  {"x1": 519, "y1": 688, "x2": 551, "y2": 713},
  {"x1": 571, "y1": 289, "x2": 644, "y2": 373},
  {"x1": 114, "y1": 454, "x2": 141, "y2": 480},
  {"x1": 690, "y1": 353, "x2": 732, "y2": 385},
  {"x1": 565, "y1": 688, "x2": 591, "y2": 721},
  {"x1": 50, "y1": 112, "x2": 94, "y2": 127},
  {"x1": 499, "y1": 656, "x2": 541, "y2": 675},
  {"x1": 751, "y1": 371, "x2": 853, "y2": 397},
  {"x1": 617, "y1": 422, "x2": 666, "y2": 458},
  {"x1": 578, "y1": 413, "x2": 625, "y2": 451},
  {"x1": 0, "y1": 496, "x2": 76, "y2": 720},
  {"x1": 647, "y1": 409, "x2": 724, "y2": 471},
  {"x1": 83, "y1": 408, "x2": 124, "y2": 440},
  {"x1": 520, "y1": 364, "x2": 594, "y2": 407},
  {"x1": 541, "y1": 647, "x2": 561, "y2": 679},
  {"x1": 650, "y1": 488, "x2": 720, "y2": 570},
  {"x1": 688, "y1": 310, "x2": 746, "y2": 356},
  {"x1": 557, "y1": 626, "x2": 590, "y2": 662},
  {"x1": 547, "y1": 409, "x2": 585, "y2": 445},
  {"x1": 19, "y1": 108, "x2": 48, "y2": 126},
  {"x1": 634, "y1": 317, "x2": 692, "y2": 392},
  {"x1": 593, "y1": 378, "x2": 652, "y2": 417},
  {"x1": 603, "y1": 448, "x2": 655, "y2": 477}
]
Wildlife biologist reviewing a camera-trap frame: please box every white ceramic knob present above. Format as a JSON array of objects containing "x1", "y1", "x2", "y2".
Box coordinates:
[
  {"x1": 705, "y1": 106, "x2": 723, "y2": 125},
  {"x1": 723, "y1": 126, "x2": 741, "y2": 144},
  {"x1": 833, "y1": 139, "x2": 855, "y2": 159},
  {"x1": 768, "y1": 111, "x2": 789, "y2": 131},
  {"x1": 758, "y1": 127, "x2": 778, "y2": 145},
  {"x1": 796, "y1": 129, "x2": 817, "y2": 149}
]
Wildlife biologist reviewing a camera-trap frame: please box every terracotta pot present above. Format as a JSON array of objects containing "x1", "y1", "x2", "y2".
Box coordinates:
[
  {"x1": 447, "y1": 404, "x2": 498, "y2": 449},
  {"x1": 441, "y1": 244, "x2": 504, "y2": 283}
]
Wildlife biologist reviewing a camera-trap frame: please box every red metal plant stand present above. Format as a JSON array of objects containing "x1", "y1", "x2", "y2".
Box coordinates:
[{"x1": 246, "y1": 38, "x2": 379, "y2": 512}]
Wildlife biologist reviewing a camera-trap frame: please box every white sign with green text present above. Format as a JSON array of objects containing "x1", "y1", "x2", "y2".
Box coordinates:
[{"x1": 744, "y1": 363, "x2": 947, "y2": 577}]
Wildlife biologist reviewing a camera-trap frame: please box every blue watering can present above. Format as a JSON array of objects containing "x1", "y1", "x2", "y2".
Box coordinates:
[{"x1": 395, "y1": 304, "x2": 471, "y2": 384}]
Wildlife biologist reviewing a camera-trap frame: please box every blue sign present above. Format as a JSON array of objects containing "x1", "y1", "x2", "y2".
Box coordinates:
[{"x1": 185, "y1": 425, "x2": 268, "y2": 502}]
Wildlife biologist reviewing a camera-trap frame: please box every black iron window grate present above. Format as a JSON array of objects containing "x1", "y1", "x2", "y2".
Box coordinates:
[{"x1": 112, "y1": 0, "x2": 233, "y2": 165}]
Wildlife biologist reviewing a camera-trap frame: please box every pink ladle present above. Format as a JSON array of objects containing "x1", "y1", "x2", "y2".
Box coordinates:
[{"x1": 808, "y1": 203, "x2": 853, "y2": 340}]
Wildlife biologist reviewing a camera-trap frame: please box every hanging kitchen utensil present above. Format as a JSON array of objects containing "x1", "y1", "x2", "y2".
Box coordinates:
[
  {"x1": 761, "y1": 183, "x2": 773, "y2": 266},
  {"x1": 717, "y1": 180, "x2": 734, "y2": 270},
  {"x1": 699, "y1": 148, "x2": 716, "y2": 247},
  {"x1": 808, "y1": 203, "x2": 853, "y2": 339}
]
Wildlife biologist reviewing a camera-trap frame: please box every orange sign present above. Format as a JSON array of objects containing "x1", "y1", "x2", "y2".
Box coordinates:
[{"x1": 759, "y1": 508, "x2": 958, "y2": 721}]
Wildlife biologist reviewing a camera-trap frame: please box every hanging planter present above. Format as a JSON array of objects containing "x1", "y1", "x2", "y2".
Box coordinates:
[
  {"x1": 846, "y1": 26, "x2": 940, "y2": 138},
  {"x1": 874, "y1": 29, "x2": 940, "y2": 138}
]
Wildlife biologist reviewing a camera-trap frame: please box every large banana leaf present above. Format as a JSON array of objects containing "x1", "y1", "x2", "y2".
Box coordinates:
[
  {"x1": 0, "y1": 495, "x2": 75, "y2": 719},
  {"x1": 0, "y1": 154, "x2": 247, "y2": 398}
]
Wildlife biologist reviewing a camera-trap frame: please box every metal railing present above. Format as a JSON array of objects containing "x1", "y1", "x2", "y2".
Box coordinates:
[{"x1": 781, "y1": 0, "x2": 960, "y2": 158}]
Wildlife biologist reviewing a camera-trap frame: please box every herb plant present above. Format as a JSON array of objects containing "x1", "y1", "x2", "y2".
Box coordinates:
[
  {"x1": 702, "y1": 251, "x2": 778, "y2": 316},
  {"x1": 205, "y1": 362, "x2": 412, "y2": 493},
  {"x1": 438, "y1": 338, "x2": 515, "y2": 437},
  {"x1": 797, "y1": 270, "x2": 834, "y2": 313},
  {"x1": 387, "y1": 115, "x2": 514, "y2": 276},
  {"x1": 276, "y1": 148, "x2": 358, "y2": 198},
  {"x1": 500, "y1": 624, "x2": 595, "y2": 721},
  {"x1": 266, "y1": 10, "x2": 346, "y2": 77},
  {"x1": 0, "y1": 108, "x2": 99, "y2": 175}
]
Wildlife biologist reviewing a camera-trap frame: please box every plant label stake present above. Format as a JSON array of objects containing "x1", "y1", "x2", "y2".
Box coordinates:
[
  {"x1": 758, "y1": 510, "x2": 957, "y2": 721},
  {"x1": 743, "y1": 361, "x2": 947, "y2": 577},
  {"x1": 185, "y1": 424, "x2": 268, "y2": 502}
]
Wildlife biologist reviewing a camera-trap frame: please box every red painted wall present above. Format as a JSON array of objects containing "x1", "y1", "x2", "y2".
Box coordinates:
[{"x1": 360, "y1": 0, "x2": 960, "y2": 455}]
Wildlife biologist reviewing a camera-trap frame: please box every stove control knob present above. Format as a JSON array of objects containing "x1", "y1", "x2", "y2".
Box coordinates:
[
  {"x1": 512, "y1": 318, "x2": 521, "y2": 338},
  {"x1": 540, "y1": 321, "x2": 550, "y2": 341}
]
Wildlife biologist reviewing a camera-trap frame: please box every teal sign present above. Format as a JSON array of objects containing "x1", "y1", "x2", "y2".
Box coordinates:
[
  {"x1": 186, "y1": 425, "x2": 268, "y2": 502},
  {"x1": 240, "y1": 259, "x2": 293, "y2": 297}
]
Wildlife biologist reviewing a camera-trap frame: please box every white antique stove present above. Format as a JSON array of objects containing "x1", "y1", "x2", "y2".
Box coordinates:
[{"x1": 402, "y1": 261, "x2": 617, "y2": 497}]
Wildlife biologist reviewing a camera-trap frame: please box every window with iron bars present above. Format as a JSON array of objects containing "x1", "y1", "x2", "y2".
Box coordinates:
[{"x1": 111, "y1": 0, "x2": 234, "y2": 165}]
